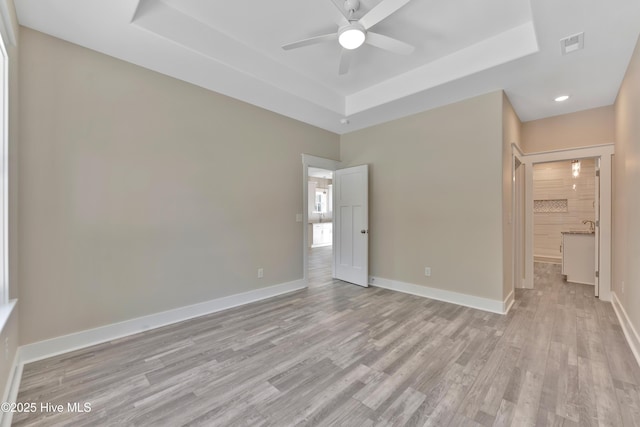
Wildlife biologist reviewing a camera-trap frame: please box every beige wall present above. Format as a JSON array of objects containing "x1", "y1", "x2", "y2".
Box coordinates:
[
  {"x1": 340, "y1": 91, "x2": 505, "y2": 301},
  {"x1": 502, "y1": 93, "x2": 522, "y2": 298},
  {"x1": 533, "y1": 160, "x2": 596, "y2": 261},
  {"x1": 522, "y1": 106, "x2": 615, "y2": 153},
  {"x1": 613, "y1": 35, "x2": 640, "y2": 333},
  {"x1": 18, "y1": 28, "x2": 339, "y2": 345}
]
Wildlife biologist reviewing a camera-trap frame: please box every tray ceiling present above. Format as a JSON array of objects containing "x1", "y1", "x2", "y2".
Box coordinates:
[{"x1": 15, "y1": 0, "x2": 640, "y2": 134}]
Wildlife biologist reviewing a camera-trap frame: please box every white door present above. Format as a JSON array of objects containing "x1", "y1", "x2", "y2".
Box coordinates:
[
  {"x1": 334, "y1": 165, "x2": 369, "y2": 287},
  {"x1": 514, "y1": 159, "x2": 524, "y2": 289},
  {"x1": 594, "y1": 159, "x2": 600, "y2": 297}
]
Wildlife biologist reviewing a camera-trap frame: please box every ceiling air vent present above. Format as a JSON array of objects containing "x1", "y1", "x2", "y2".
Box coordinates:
[{"x1": 560, "y1": 32, "x2": 584, "y2": 55}]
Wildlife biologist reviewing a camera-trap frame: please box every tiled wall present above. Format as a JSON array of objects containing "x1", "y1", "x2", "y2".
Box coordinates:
[{"x1": 533, "y1": 159, "x2": 596, "y2": 262}]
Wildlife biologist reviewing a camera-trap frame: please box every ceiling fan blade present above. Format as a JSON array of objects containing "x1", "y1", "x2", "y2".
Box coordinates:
[
  {"x1": 338, "y1": 49, "x2": 354, "y2": 75},
  {"x1": 365, "y1": 32, "x2": 414, "y2": 55},
  {"x1": 282, "y1": 33, "x2": 337, "y2": 50},
  {"x1": 358, "y1": 0, "x2": 412, "y2": 30}
]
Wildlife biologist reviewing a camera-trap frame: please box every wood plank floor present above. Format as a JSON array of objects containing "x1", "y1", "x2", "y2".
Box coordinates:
[{"x1": 13, "y1": 252, "x2": 640, "y2": 426}]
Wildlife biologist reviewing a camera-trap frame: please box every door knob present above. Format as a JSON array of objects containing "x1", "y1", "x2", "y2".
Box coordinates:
[{"x1": 361, "y1": 229, "x2": 368, "y2": 234}]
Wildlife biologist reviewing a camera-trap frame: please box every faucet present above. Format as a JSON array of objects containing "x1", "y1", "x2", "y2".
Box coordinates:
[{"x1": 582, "y1": 219, "x2": 595, "y2": 233}]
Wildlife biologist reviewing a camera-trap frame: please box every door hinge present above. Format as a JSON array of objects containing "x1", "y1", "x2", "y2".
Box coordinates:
[
  {"x1": 596, "y1": 170, "x2": 600, "y2": 177},
  {"x1": 595, "y1": 220, "x2": 599, "y2": 227},
  {"x1": 595, "y1": 271, "x2": 599, "y2": 278}
]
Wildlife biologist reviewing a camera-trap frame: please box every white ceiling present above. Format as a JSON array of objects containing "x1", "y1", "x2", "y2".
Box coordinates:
[{"x1": 15, "y1": 0, "x2": 640, "y2": 134}]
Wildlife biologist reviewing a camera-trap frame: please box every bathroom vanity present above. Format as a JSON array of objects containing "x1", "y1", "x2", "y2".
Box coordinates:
[
  {"x1": 561, "y1": 231, "x2": 595, "y2": 285},
  {"x1": 310, "y1": 222, "x2": 333, "y2": 247}
]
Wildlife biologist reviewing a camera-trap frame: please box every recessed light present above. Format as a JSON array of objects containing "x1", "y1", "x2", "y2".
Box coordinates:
[{"x1": 555, "y1": 95, "x2": 570, "y2": 102}]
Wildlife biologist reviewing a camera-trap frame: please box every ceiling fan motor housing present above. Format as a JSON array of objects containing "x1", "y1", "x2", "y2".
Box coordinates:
[{"x1": 344, "y1": 0, "x2": 360, "y2": 14}]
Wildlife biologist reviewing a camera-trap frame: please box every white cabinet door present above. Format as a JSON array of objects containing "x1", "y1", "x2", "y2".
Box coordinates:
[
  {"x1": 562, "y1": 233, "x2": 595, "y2": 285},
  {"x1": 312, "y1": 223, "x2": 332, "y2": 247},
  {"x1": 312, "y1": 224, "x2": 322, "y2": 246}
]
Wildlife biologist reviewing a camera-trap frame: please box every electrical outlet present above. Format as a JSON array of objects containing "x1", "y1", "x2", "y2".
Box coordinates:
[
  {"x1": 258, "y1": 268, "x2": 264, "y2": 278},
  {"x1": 424, "y1": 267, "x2": 431, "y2": 277}
]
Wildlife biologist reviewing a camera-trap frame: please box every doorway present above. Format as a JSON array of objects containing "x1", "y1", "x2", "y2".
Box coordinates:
[
  {"x1": 519, "y1": 144, "x2": 613, "y2": 301},
  {"x1": 531, "y1": 158, "x2": 598, "y2": 290},
  {"x1": 301, "y1": 154, "x2": 340, "y2": 287},
  {"x1": 307, "y1": 167, "x2": 334, "y2": 286},
  {"x1": 301, "y1": 154, "x2": 370, "y2": 288}
]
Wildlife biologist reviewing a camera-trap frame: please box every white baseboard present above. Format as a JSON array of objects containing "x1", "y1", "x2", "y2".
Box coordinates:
[
  {"x1": 566, "y1": 279, "x2": 595, "y2": 286},
  {"x1": 19, "y1": 279, "x2": 306, "y2": 365},
  {"x1": 369, "y1": 276, "x2": 511, "y2": 315},
  {"x1": 534, "y1": 255, "x2": 562, "y2": 264},
  {"x1": 504, "y1": 290, "x2": 515, "y2": 314},
  {"x1": 1, "y1": 280, "x2": 302, "y2": 426},
  {"x1": 311, "y1": 243, "x2": 332, "y2": 248},
  {"x1": 611, "y1": 291, "x2": 640, "y2": 368}
]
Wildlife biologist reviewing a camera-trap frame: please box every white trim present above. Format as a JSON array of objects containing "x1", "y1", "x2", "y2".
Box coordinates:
[
  {"x1": 0, "y1": 21, "x2": 7, "y2": 307},
  {"x1": 522, "y1": 144, "x2": 614, "y2": 299},
  {"x1": 369, "y1": 276, "x2": 511, "y2": 315},
  {"x1": 512, "y1": 142, "x2": 525, "y2": 157},
  {"x1": 301, "y1": 154, "x2": 341, "y2": 171},
  {"x1": 0, "y1": 0, "x2": 15, "y2": 47},
  {"x1": 0, "y1": 348, "x2": 22, "y2": 427},
  {"x1": 311, "y1": 243, "x2": 332, "y2": 248},
  {"x1": 504, "y1": 290, "x2": 515, "y2": 314},
  {"x1": 525, "y1": 158, "x2": 534, "y2": 289},
  {"x1": 533, "y1": 255, "x2": 562, "y2": 264},
  {"x1": 0, "y1": 298, "x2": 14, "y2": 333},
  {"x1": 523, "y1": 143, "x2": 614, "y2": 157},
  {"x1": 566, "y1": 280, "x2": 595, "y2": 286},
  {"x1": 611, "y1": 291, "x2": 640, "y2": 368},
  {"x1": 512, "y1": 144, "x2": 526, "y2": 292},
  {"x1": 301, "y1": 154, "x2": 340, "y2": 284},
  {"x1": 19, "y1": 279, "x2": 305, "y2": 364}
]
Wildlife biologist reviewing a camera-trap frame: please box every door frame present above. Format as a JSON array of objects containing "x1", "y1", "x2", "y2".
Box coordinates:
[
  {"x1": 521, "y1": 144, "x2": 614, "y2": 301},
  {"x1": 301, "y1": 154, "x2": 341, "y2": 285},
  {"x1": 512, "y1": 144, "x2": 525, "y2": 292}
]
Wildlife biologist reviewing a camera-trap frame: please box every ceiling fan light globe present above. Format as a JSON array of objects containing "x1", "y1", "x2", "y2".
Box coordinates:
[{"x1": 339, "y1": 28, "x2": 366, "y2": 50}]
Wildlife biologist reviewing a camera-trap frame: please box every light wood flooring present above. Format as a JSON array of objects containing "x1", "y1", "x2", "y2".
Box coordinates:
[{"x1": 13, "y1": 252, "x2": 640, "y2": 426}]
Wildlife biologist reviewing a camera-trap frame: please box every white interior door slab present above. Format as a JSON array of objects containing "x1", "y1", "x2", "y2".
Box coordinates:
[
  {"x1": 334, "y1": 165, "x2": 368, "y2": 287},
  {"x1": 595, "y1": 160, "x2": 600, "y2": 297}
]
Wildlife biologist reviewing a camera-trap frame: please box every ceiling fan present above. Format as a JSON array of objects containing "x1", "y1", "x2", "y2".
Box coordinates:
[{"x1": 282, "y1": 0, "x2": 415, "y2": 75}]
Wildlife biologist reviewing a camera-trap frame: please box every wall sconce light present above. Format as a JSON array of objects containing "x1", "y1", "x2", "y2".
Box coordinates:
[{"x1": 572, "y1": 160, "x2": 581, "y2": 178}]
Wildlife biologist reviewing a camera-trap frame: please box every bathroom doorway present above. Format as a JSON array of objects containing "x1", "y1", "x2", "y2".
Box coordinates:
[
  {"x1": 531, "y1": 158, "x2": 597, "y2": 289},
  {"x1": 519, "y1": 144, "x2": 613, "y2": 300}
]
